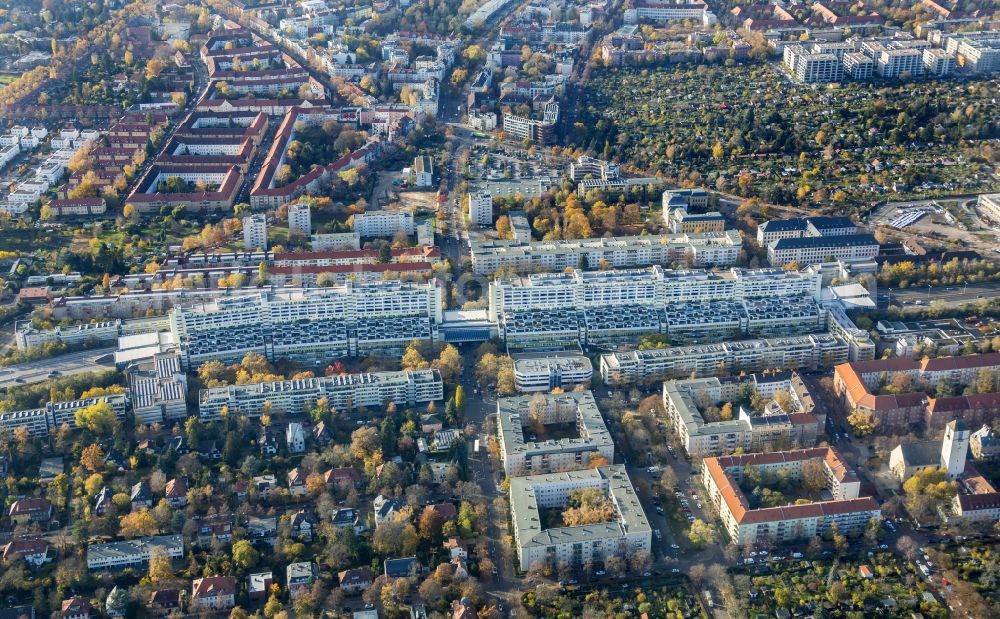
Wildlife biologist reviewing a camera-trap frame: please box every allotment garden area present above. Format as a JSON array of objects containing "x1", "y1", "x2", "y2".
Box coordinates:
[{"x1": 569, "y1": 64, "x2": 999, "y2": 213}]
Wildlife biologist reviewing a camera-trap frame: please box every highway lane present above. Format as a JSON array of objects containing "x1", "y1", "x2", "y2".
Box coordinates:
[
  {"x1": 0, "y1": 347, "x2": 118, "y2": 389},
  {"x1": 881, "y1": 281, "x2": 1000, "y2": 307}
]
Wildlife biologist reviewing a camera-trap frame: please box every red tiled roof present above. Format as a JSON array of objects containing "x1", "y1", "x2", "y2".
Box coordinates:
[{"x1": 192, "y1": 576, "x2": 236, "y2": 599}]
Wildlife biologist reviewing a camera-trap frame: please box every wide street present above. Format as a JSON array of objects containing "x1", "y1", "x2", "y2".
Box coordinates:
[
  {"x1": 0, "y1": 346, "x2": 117, "y2": 388},
  {"x1": 878, "y1": 281, "x2": 1000, "y2": 309}
]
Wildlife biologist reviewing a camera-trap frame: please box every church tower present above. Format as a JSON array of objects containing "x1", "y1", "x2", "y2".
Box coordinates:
[{"x1": 941, "y1": 419, "x2": 970, "y2": 480}]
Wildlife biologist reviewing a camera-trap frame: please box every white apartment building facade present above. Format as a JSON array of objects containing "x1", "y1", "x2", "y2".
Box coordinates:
[
  {"x1": 87, "y1": 536, "x2": 184, "y2": 570},
  {"x1": 510, "y1": 466, "x2": 651, "y2": 571},
  {"x1": 468, "y1": 190, "x2": 493, "y2": 227},
  {"x1": 198, "y1": 369, "x2": 443, "y2": 420},
  {"x1": 470, "y1": 231, "x2": 742, "y2": 275},
  {"x1": 497, "y1": 391, "x2": 614, "y2": 477},
  {"x1": 288, "y1": 202, "x2": 312, "y2": 237},
  {"x1": 244, "y1": 214, "x2": 268, "y2": 250},
  {"x1": 169, "y1": 284, "x2": 443, "y2": 367},
  {"x1": 353, "y1": 210, "x2": 415, "y2": 238}
]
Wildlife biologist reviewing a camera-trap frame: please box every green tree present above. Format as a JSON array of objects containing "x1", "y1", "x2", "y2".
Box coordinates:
[
  {"x1": 232, "y1": 539, "x2": 260, "y2": 570},
  {"x1": 74, "y1": 401, "x2": 120, "y2": 435}
]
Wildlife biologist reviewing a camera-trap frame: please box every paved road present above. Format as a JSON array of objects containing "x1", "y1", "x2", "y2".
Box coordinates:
[
  {"x1": 0, "y1": 346, "x2": 117, "y2": 389},
  {"x1": 881, "y1": 281, "x2": 1000, "y2": 308}
]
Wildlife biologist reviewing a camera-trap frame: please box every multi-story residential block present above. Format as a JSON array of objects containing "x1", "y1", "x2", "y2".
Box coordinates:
[
  {"x1": 199, "y1": 369, "x2": 443, "y2": 420},
  {"x1": 625, "y1": 0, "x2": 717, "y2": 26},
  {"x1": 169, "y1": 284, "x2": 442, "y2": 367},
  {"x1": 703, "y1": 448, "x2": 880, "y2": 547},
  {"x1": 488, "y1": 266, "x2": 825, "y2": 349},
  {"x1": 46, "y1": 198, "x2": 108, "y2": 218},
  {"x1": 512, "y1": 354, "x2": 593, "y2": 392},
  {"x1": 661, "y1": 188, "x2": 710, "y2": 211},
  {"x1": 876, "y1": 47, "x2": 924, "y2": 78},
  {"x1": 86, "y1": 535, "x2": 184, "y2": 570},
  {"x1": 844, "y1": 52, "x2": 874, "y2": 79},
  {"x1": 833, "y1": 353, "x2": 1000, "y2": 432},
  {"x1": 468, "y1": 190, "x2": 493, "y2": 226},
  {"x1": 127, "y1": 164, "x2": 243, "y2": 215},
  {"x1": 413, "y1": 156, "x2": 434, "y2": 187},
  {"x1": 664, "y1": 207, "x2": 725, "y2": 234},
  {"x1": 190, "y1": 576, "x2": 236, "y2": 611},
  {"x1": 243, "y1": 213, "x2": 268, "y2": 250},
  {"x1": 663, "y1": 372, "x2": 821, "y2": 457},
  {"x1": 977, "y1": 193, "x2": 1000, "y2": 224},
  {"x1": 497, "y1": 391, "x2": 614, "y2": 477},
  {"x1": 0, "y1": 395, "x2": 127, "y2": 439},
  {"x1": 353, "y1": 210, "x2": 415, "y2": 238},
  {"x1": 784, "y1": 45, "x2": 843, "y2": 83},
  {"x1": 288, "y1": 202, "x2": 312, "y2": 237},
  {"x1": 768, "y1": 234, "x2": 879, "y2": 266},
  {"x1": 600, "y1": 332, "x2": 851, "y2": 385},
  {"x1": 510, "y1": 466, "x2": 651, "y2": 571},
  {"x1": 311, "y1": 231, "x2": 362, "y2": 251},
  {"x1": 471, "y1": 231, "x2": 742, "y2": 275},
  {"x1": 949, "y1": 32, "x2": 1000, "y2": 73},
  {"x1": 922, "y1": 48, "x2": 954, "y2": 76},
  {"x1": 129, "y1": 352, "x2": 188, "y2": 425},
  {"x1": 971, "y1": 424, "x2": 1000, "y2": 460},
  {"x1": 756, "y1": 216, "x2": 857, "y2": 247}
]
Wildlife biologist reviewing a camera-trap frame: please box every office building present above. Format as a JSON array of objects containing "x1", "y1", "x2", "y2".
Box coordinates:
[
  {"x1": 663, "y1": 371, "x2": 821, "y2": 457},
  {"x1": 600, "y1": 332, "x2": 851, "y2": 385},
  {"x1": 288, "y1": 202, "x2": 312, "y2": 237},
  {"x1": 169, "y1": 284, "x2": 442, "y2": 367},
  {"x1": 510, "y1": 466, "x2": 651, "y2": 571},
  {"x1": 468, "y1": 190, "x2": 493, "y2": 226},
  {"x1": 703, "y1": 448, "x2": 880, "y2": 547},
  {"x1": 243, "y1": 214, "x2": 268, "y2": 251},
  {"x1": 199, "y1": 369, "x2": 442, "y2": 420},
  {"x1": 497, "y1": 391, "x2": 613, "y2": 477},
  {"x1": 568, "y1": 156, "x2": 620, "y2": 182},
  {"x1": 471, "y1": 231, "x2": 743, "y2": 275},
  {"x1": 512, "y1": 354, "x2": 593, "y2": 392},
  {"x1": 502, "y1": 102, "x2": 558, "y2": 144}
]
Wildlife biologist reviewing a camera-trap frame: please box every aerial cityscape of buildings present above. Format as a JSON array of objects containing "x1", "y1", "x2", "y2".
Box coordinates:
[{"x1": 0, "y1": 0, "x2": 997, "y2": 616}]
